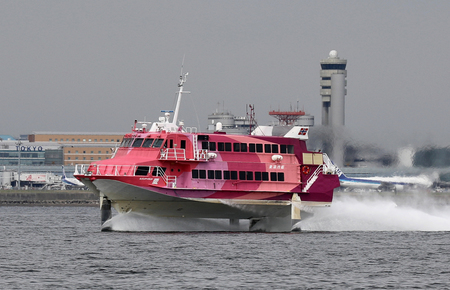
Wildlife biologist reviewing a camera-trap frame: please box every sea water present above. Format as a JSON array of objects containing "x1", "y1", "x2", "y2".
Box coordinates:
[{"x1": 1, "y1": 192, "x2": 450, "y2": 289}]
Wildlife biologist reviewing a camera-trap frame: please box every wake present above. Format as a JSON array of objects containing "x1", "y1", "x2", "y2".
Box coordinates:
[{"x1": 299, "y1": 192, "x2": 450, "y2": 231}]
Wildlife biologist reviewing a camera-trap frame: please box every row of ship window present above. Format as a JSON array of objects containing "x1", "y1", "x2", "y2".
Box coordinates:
[
  {"x1": 120, "y1": 137, "x2": 295, "y2": 155},
  {"x1": 120, "y1": 138, "x2": 169, "y2": 148},
  {"x1": 192, "y1": 169, "x2": 285, "y2": 182},
  {"x1": 201, "y1": 142, "x2": 294, "y2": 154}
]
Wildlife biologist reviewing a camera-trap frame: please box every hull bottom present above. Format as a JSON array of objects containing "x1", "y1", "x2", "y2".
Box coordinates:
[
  {"x1": 82, "y1": 178, "x2": 323, "y2": 232},
  {"x1": 101, "y1": 210, "x2": 299, "y2": 232}
]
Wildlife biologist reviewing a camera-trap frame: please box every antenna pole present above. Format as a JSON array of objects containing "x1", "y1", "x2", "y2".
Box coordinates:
[{"x1": 172, "y1": 67, "x2": 188, "y2": 126}]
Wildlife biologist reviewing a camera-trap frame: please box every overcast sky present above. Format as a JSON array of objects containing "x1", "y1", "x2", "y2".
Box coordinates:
[{"x1": 1, "y1": 1, "x2": 449, "y2": 150}]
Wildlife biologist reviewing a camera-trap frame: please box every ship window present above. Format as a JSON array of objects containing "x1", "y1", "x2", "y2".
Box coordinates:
[
  {"x1": 192, "y1": 169, "x2": 199, "y2": 178},
  {"x1": 230, "y1": 171, "x2": 238, "y2": 180},
  {"x1": 255, "y1": 172, "x2": 262, "y2": 181},
  {"x1": 152, "y1": 167, "x2": 166, "y2": 176},
  {"x1": 203, "y1": 141, "x2": 216, "y2": 151},
  {"x1": 225, "y1": 143, "x2": 232, "y2": 152},
  {"x1": 218, "y1": 142, "x2": 224, "y2": 151},
  {"x1": 215, "y1": 170, "x2": 222, "y2": 179},
  {"x1": 152, "y1": 139, "x2": 164, "y2": 148},
  {"x1": 120, "y1": 138, "x2": 128, "y2": 147},
  {"x1": 262, "y1": 172, "x2": 269, "y2": 181},
  {"x1": 198, "y1": 135, "x2": 209, "y2": 141},
  {"x1": 278, "y1": 172, "x2": 285, "y2": 182},
  {"x1": 270, "y1": 172, "x2": 277, "y2": 181},
  {"x1": 240, "y1": 143, "x2": 247, "y2": 152},
  {"x1": 132, "y1": 138, "x2": 144, "y2": 147},
  {"x1": 208, "y1": 170, "x2": 215, "y2": 179},
  {"x1": 288, "y1": 145, "x2": 294, "y2": 154},
  {"x1": 125, "y1": 138, "x2": 134, "y2": 147},
  {"x1": 239, "y1": 171, "x2": 246, "y2": 180},
  {"x1": 264, "y1": 144, "x2": 271, "y2": 153},
  {"x1": 246, "y1": 171, "x2": 253, "y2": 181},
  {"x1": 180, "y1": 140, "x2": 186, "y2": 149},
  {"x1": 233, "y1": 143, "x2": 240, "y2": 152},
  {"x1": 280, "y1": 145, "x2": 287, "y2": 154},
  {"x1": 249, "y1": 143, "x2": 256, "y2": 152},
  {"x1": 256, "y1": 144, "x2": 263, "y2": 153},
  {"x1": 199, "y1": 170, "x2": 206, "y2": 179},
  {"x1": 223, "y1": 171, "x2": 230, "y2": 180},
  {"x1": 135, "y1": 166, "x2": 150, "y2": 176},
  {"x1": 272, "y1": 144, "x2": 279, "y2": 153},
  {"x1": 142, "y1": 138, "x2": 154, "y2": 147}
]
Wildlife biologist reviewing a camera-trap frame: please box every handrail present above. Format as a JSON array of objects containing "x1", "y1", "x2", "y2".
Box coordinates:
[
  {"x1": 75, "y1": 164, "x2": 177, "y2": 187},
  {"x1": 302, "y1": 164, "x2": 323, "y2": 193},
  {"x1": 160, "y1": 148, "x2": 186, "y2": 160},
  {"x1": 322, "y1": 153, "x2": 337, "y2": 174}
]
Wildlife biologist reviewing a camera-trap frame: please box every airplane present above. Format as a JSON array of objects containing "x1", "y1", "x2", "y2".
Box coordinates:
[
  {"x1": 334, "y1": 164, "x2": 432, "y2": 192},
  {"x1": 62, "y1": 166, "x2": 86, "y2": 187}
]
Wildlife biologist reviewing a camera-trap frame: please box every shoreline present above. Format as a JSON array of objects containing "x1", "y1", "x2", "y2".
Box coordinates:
[
  {"x1": 1, "y1": 189, "x2": 449, "y2": 206},
  {"x1": 0, "y1": 189, "x2": 99, "y2": 206}
]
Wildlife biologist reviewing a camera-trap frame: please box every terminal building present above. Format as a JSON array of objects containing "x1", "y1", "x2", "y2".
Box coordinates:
[{"x1": 0, "y1": 132, "x2": 124, "y2": 167}]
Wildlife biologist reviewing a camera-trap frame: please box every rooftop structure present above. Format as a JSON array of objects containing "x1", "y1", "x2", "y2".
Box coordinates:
[{"x1": 269, "y1": 110, "x2": 306, "y2": 126}]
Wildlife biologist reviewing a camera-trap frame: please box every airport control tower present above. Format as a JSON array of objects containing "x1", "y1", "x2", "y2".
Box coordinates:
[
  {"x1": 320, "y1": 50, "x2": 347, "y2": 126},
  {"x1": 320, "y1": 50, "x2": 347, "y2": 167}
]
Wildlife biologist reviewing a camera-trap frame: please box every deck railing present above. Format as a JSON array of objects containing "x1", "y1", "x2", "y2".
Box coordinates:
[{"x1": 75, "y1": 164, "x2": 177, "y2": 187}]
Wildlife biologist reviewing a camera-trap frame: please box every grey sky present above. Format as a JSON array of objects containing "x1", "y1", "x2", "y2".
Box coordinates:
[{"x1": 1, "y1": 1, "x2": 449, "y2": 150}]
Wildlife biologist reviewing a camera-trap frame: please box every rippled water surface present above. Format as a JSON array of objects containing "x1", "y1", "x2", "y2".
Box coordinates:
[{"x1": 1, "y1": 203, "x2": 450, "y2": 289}]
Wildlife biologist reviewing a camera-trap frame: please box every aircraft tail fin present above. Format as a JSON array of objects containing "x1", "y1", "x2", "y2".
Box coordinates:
[
  {"x1": 329, "y1": 160, "x2": 347, "y2": 178},
  {"x1": 62, "y1": 165, "x2": 67, "y2": 179}
]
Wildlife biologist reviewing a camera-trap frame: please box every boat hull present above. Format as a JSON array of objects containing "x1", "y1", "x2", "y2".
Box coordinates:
[{"x1": 83, "y1": 178, "x2": 297, "y2": 219}]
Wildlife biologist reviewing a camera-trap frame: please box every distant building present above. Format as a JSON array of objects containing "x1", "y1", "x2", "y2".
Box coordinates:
[
  {"x1": 0, "y1": 139, "x2": 61, "y2": 166},
  {"x1": 207, "y1": 110, "x2": 255, "y2": 134},
  {"x1": 320, "y1": 50, "x2": 347, "y2": 126},
  {"x1": 30, "y1": 132, "x2": 125, "y2": 165},
  {"x1": 0, "y1": 132, "x2": 125, "y2": 166}
]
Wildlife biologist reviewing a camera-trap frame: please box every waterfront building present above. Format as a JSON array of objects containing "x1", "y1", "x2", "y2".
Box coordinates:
[{"x1": 29, "y1": 132, "x2": 124, "y2": 165}]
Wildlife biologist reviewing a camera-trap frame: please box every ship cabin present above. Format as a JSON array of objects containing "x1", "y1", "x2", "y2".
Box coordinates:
[{"x1": 81, "y1": 129, "x2": 327, "y2": 194}]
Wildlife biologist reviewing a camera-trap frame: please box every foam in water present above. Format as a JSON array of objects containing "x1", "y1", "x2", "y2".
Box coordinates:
[
  {"x1": 299, "y1": 192, "x2": 450, "y2": 231},
  {"x1": 103, "y1": 212, "x2": 250, "y2": 232}
]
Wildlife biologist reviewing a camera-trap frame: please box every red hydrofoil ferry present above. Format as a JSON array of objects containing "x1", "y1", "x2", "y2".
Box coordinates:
[{"x1": 74, "y1": 72, "x2": 340, "y2": 232}]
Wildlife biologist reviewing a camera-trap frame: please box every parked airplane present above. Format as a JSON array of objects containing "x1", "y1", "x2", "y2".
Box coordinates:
[
  {"x1": 335, "y1": 165, "x2": 432, "y2": 192},
  {"x1": 62, "y1": 166, "x2": 86, "y2": 187}
]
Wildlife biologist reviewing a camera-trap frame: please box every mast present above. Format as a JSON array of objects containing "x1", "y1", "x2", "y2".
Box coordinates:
[{"x1": 172, "y1": 62, "x2": 189, "y2": 126}]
